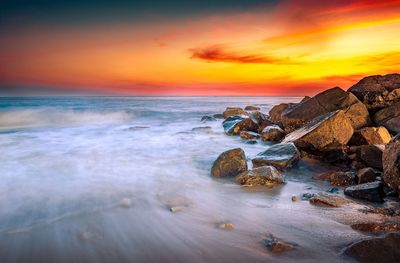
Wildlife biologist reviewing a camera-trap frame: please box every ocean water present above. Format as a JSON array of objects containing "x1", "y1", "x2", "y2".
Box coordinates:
[{"x1": 0, "y1": 97, "x2": 369, "y2": 262}]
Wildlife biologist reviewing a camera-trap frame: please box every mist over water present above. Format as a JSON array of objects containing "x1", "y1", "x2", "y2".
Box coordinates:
[{"x1": 0, "y1": 97, "x2": 365, "y2": 262}]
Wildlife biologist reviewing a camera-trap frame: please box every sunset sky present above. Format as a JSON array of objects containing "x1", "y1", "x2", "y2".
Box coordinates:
[{"x1": 1, "y1": 0, "x2": 400, "y2": 96}]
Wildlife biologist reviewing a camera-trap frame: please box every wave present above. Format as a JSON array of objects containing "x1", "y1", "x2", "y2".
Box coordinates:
[{"x1": 0, "y1": 109, "x2": 133, "y2": 129}]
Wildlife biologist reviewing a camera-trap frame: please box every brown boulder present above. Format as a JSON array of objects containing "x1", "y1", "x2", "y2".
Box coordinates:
[
  {"x1": 239, "y1": 131, "x2": 260, "y2": 140},
  {"x1": 383, "y1": 140, "x2": 400, "y2": 196},
  {"x1": 244, "y1": 105, "x2": 260, "y2": 111},
  {"x1": 260, "y1": 125, "x2": 286, "y2": 142},
  {"x1": 313, "y1": 171, "x2": 355, "y2": 186},
  {"x1": 252, "y1": 142, "x2": 301, "y2": 170},
  {"x1": 356, "y1": 144, "x2": 384, "y2": 169},
  {"x1": 223, "y1": 107, "x2": 248, "y2": 118},
  {"x1": 235, "y1": 166, "x2": 285, "y2": 187},
  {"x1": 350, "y1": 126, "x2": 391, "y2": 146},
  {"x1": 282, "y1": 110, "x2": 354, "y2": 152},
  {"x1": 281, "y1": 87, "x2": 370, "y2": 132},
  {"x1": 269, "y1": 103, "x2": 290, "y2": 124},
  {"x1": 309, "y1": 192, "x2": 350, "y2": 207},
  {"x1": 374, "y1": 102, "x2": 400, "y2": 134},
  {"x1": 226, "y1": 118, "x2": 259, "y2": 136},
  {"x1": 357, "y1": 167, "x2": 378, "y2": 184},
  {"x1": 248, "y1": 111, "x2": 274, "y2": 132},
  {"x1": 211, "y1": 148, "x2": 248, "y2": 177}
]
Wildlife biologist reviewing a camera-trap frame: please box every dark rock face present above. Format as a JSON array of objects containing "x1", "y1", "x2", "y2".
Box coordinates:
[
  {"x1": 356, "y1": 145, "x2": 384, "y2": 169},
  {"x1": 252, "y1": 142, "x2": 301, "y2": 170},
  {"x1": 344, "y1": 233, "x2": 400, "y2": 263},
  {"x1": 223, "y1": 107, "x2": 248, "y2": 118},
  {"x1": 235, "y1": 166, "x2": 285, "y2": 186},
  {"x1": 309, "y1": 192, "x2": 350, "y2": 207},
  {"x1": 344, "y1": 181, "x2": 384, "y2": 202},
  {"x1": 348, "y1": 73, "x2": 400, "y2": 110},
  {"x1": 282, "y1": 110, "x2": 354, "y2": 152},
  {"x1": 383, "y1": 140, "x2": 400, "y2": 196},
  {"x1": 349, "y1": 126, "x2": 391, "y2": 146},
  {"x1": 357, "y1": 167, "x2": 378, "y2": 184},
  {"x1": 239, "y1": 131, "x2": 260, "y2": 140},
  {"x1": 313, "y1": 171, "x2": 355, "y2": 186},
  {"x1": 260, "y1": 125, "x2": 286, "y2": 142},
  {"x1": 269, "y1": 103, "x2": 290, "y2": 124},
  {"x1": 244, "y1": 105, "x2": 260, "y2": 111},
  {"x1": 211, "y1": 148, "x2": 248, "y2": 177},
  {"x1": 374, "y1": 102, "x2": 400, "y2": 134},
  {"x1": 281, "y1": 87, "x2": 370, "y2": 132}
]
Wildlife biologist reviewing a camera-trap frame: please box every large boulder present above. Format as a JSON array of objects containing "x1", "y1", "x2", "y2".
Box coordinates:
[
  {"x1": 348, "y1": 73, "x2": 400, "y2": 110},
  {"x1": 349, "y1": 126, "x2": 391, "y2": 146},
  {"x1": 235, "y1": 166, "x2": 285, "y2": 187},
  {"x1": 356, "y1": 145, "x2": 385, "y2": 169},
  {"x1": 260, "y1": 125, "x2": 286, "y2": 142},
  {"x1": 282, "y1": 110, "x2": 354, "y2": 152},
  {"x1": 211, "y1": 148, "x2": 248, "y2": 177},
  {"x1": 374, "y1": 102, "x2": 400, "y2": 134},
  {"x1": 269, "y1": 103, "x2": 290, "y2": 124},
  {"x1": 223, "y1": 116, "x2": 258, "y2": 135},
  {"x1": 248, "y1": 111, "x2": 274, "y2": 132},
  {"x1": 223, "y1": 107, "x2": 248, "y2": 119},
  {"x1": 344, "y1": 181, "x2": 384, "y2": 202},
  {"x1": 344, "y1": 233, "x2": 400, "y2": 263},
  {"x1": 252, "y1": 142, "x2": 301, "y2": 170},
  {"x1": 383, "y1": 140, "x2": 400, "y2": 196},
  {"x1": 281, "y1": 87, "x2": 370, "y2": 132}
]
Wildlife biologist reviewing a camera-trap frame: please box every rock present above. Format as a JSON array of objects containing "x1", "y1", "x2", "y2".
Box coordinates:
[
  {"x1": 349, "y1": 127, "x2": 391, "y2": 146},
  {"x1": 252, "y1": 142, "x2": 301, "y2": 170},
  {"x1": 222, "y1": 116, "x2": 247, "y2": 135},
  {"x1": 374, "y1": 102, "x2": 400, "y2": 134},
  {"x1": 244, "y1": 105, "x2": 260, "y2": 111},
  {"x1": 357, "y1": 167, "x2": 378, "y2": 184},
  {"x1": 351, "y1": 223, "x2": 400, "y2": 234},
  {"x1": 301, "y1": 193, "x2": 315, "y2": 200},
  {"x1": 269, "y1": 103, "x2": 290, "y2": 124},
  {"x1": 239, "y1": 131, "x2": 260, "y2": 140},
  {"x1": 217, "y1": 223, "x2": 234, "y2": 230},
  {"x1": 313, "y1": 171, "x2": 355, "y2": 186},
  {"x1": 263, "y1": 234, "x2": 296, "y2": 253},
  {"x1": 300, "y1": 96, "x2": 311, "y2": 102},
  {"x1": 229, "y1": 118, "x2": 259, "y2": 135},
  {"x1": 291, "y1": 195, "x2": 298, "y2": 201},
  {"x1": 201, "y1": 116, "x2": 217, "y2": 122},
  {"x1": 213, "y1": 113, "x2": 224, "y2": 119},
  {"x1": 356, "y1": 145, "x2": 384, "y2": 169},
  {"x1": 223, "y1": 107, "x2": 248, "y2": 118},
  {"x1": 383, "y1": 140, "x2": 400, "y2": 196},
  {"x1": 248, "y1": 111, "x2": 273, "y2": 132},
  {"x1": 261, "y1": 125, "x2": 286, "y2": 142},
  {"x1": 245, "y1": 140, "x2": 258, "y2": 145},
  {"x1": 169, "y1": 206, "x2": 186, "y2": 213},
  {"x1": 348, "y1": 73, "x2": 400, "y2": 110},
  {"x1": 309, "y1": 192, "x2": 350, "y2": 207},
  {"x1": 281, "y1": 87, "x2": 370, "y2": 132},
  {"x1": 344, "y1": 181, "x2": 384, "y2": 202},
  {"x1": 282, "y1": 110, "x2": 354, "y2": 152},
  {"x1": 211, "y1": 148, "x2": 248, "y2": 177},
  {"x1": 235, "y1": 166, "x2": 285, "y2": 187},
  {"x1": 344, "y1": 233, "x2": 400, "y2": 263}
]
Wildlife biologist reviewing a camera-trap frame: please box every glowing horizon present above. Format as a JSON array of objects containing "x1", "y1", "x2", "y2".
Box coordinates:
[{"x1": 1, "y1": 0, "x2": 400, "y2": 96}]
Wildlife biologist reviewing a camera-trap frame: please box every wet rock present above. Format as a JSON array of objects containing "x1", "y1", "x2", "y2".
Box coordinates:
[
  {"x1": 201, "y1": 115, "x2": 217, "y2": 122},
  {"x1": 301, "y1": 193, "x2": 315, "y2": 200},
  {"x1": 248, "y1": 111, "x2": 274, "y2": 132},
  {"x1": 383, "y1": 140, "x2": 400, "y2": 196},
  {"x1": 327, "y1": 187, "x2": 339, "y2": 194},
  {"x1": 374, "y1": 102, "x2": 400, "y2": 134},
  {"x1": 235, "y1": 166, "x2": 285, "y2": 187},
  {"x1": 282, "y1": 110, "x2": 354, "y2": 152},
  {"x1": 213, "y1": 113, "x2": 224, "y2": 119},
  {"x1": 244, "y1": 105, "x2": 260, "y2": 111},
  {"x1": 260, "y1": 125, "x2": 286, "y2": 142},
  {"x1": 223, "y1": 107, "x2": 248, "y2": 118},
  {"x1": 357, "y1": 167, "x2": 378, "y2": 184},
  {"x1": 217, "y1": 223, "x2": 234, "y2": 230},
  {"x1": 344, "y1": 233, "x2": 400, "y2": 263},
  {"x1": 281, "y1": 87, "x2": 370, "y2": 132},
  {"x1": 344, "y1": 181, "x2": 384, "y2": 202},
  {"x1": 351, "y1": 222, "x2": 400, "y2": 234},
  {"x1": 240, "y1": 131, "x2": 260, "y2": 140},
  {"x1": 356, "y1": 144, "x2": 384, "y2": 169},
  {"x1": 263, "y1": 234, "x2": 296, "y2": 253},
  {"x1": 348, "y1": 73, "x2": 400, "y2": 110},
  {"x1": 222, "y1": 116, "x2": 246, "y2": 135},
  {"x1": 211, "y1": 148, "x2": 248, "y2": 177},
  {"x1": 269, "y1": 103, "x2": 290, "y2": 124},
  {"x1": 245, "y1": 140, "x2": 258, "y2": 145},
  {"x1": 230, "y1": 118, "x2": 259, "y2": 135},
  {"x1": 349, "y1": 126, "x2": 391, "y2": 146},
  {"x1": 291, "y1": 195, "x2": 298, "y2": 201},
  {"x1": 309, "y1": 192, "x2": 350, "y2": 207},
  {"x1": 252, "y1": 142, "x2": 301, "y2": 170},
  {"x1": 313, "y1": 171, "x2": 356, "y2": 186}
]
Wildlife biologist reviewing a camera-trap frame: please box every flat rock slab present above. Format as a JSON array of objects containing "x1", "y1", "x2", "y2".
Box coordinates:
[
  {"x1": 309, "y1": 192, "x2": 350, "y2": 207},
  {"x1": 252, "y1": 142, "x2": 300, "y2": 170}
]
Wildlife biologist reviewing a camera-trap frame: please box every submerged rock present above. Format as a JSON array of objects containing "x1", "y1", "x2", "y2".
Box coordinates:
[
  {"x1": 349, "y1": 126, "x2": 391, "y2": 146},
  {"x1": 344, "y1": 181, "x2": 384, "y2": 202},
  {"x1": 356, "y1": 144, "x2": 384, "y2": 169},
  {"x1": 344, "y1": 233, "x2": 400, "y2": 263},
  {"x1": 223, "y1": 107, "x2": 248, "y2": 118},
  {"x1": 309, "y1": 192, "x2": 350, "y2": 207},
  {"x1": 201, "y1": 115, "x2": 217, "y2": 122},
  {"x1": 239, "y1": 131, "x2": 260, "y2": 140},
  {"x1": 261, "y1": 125, "x2": 286, "y2": 142},
  {"x1": 263, "y1": 234, "x2": 296, "y2": 253},
  {"x1": 282, "y1": 110, "x2": 354, "y2": 152},
  {"x1": 383, "y1": 140, "x2": 400, "y2": 196},
  {"x1": 374, "y1": 102, "x2": 400, "y2": 134},
  {"x1": 213, "y1": 113, "x2": 224, "y2": 119},
  {"x1": 235, "y1": 166, "x2": 284, "y2": 187},
  {"x1": 252, "y1": 142, "x2": 301, "y2": 170},
  {"x1": 211, "y1": 148, "x2": 248, "y2": 177},
  {"x1": 244, "y1": 105, "x2": 260, "y2": 111}
]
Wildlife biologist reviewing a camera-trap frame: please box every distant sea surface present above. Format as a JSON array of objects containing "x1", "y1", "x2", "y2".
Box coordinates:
[{"x1": 0, "y1": 97, "x2": 365, "y2": 263}]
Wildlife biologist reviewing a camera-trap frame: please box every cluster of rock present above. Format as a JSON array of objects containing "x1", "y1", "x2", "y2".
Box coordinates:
[{"x1": 210, "y1": 74, "x2": 400, "y2": 203}]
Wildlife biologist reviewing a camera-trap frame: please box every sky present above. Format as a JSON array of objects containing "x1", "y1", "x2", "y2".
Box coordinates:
[{"x1": 0, "y1": 0, "x2": 400, "y2": 96}]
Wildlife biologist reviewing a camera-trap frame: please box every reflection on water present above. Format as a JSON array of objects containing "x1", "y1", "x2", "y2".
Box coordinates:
[{"x1": 0, "y1": 97, "x2": 366, "y2": 262}]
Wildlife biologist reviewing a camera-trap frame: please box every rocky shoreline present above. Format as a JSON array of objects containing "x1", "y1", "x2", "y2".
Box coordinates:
[{"x1": 208, "y1": 74, "x2": 400, "y2": 262}]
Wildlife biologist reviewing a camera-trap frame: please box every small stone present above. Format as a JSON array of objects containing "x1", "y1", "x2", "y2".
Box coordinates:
[
  {"x1": 218, "y1": 223, "x2": 234, "y2": 230},
  {"x1": 169, "y1": 206, "x2": 186, "y2": 213},
  {"x1": 291, "y1": 195, "x2": 298, "y2": 201}
]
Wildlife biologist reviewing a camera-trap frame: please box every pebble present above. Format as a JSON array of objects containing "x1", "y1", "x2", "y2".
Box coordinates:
[{"x1": 291, "y1": 195, "x2": 298, "y2": 201}]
